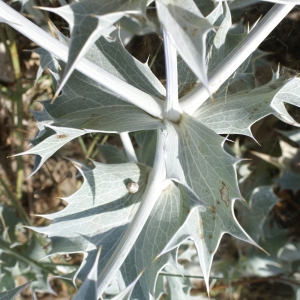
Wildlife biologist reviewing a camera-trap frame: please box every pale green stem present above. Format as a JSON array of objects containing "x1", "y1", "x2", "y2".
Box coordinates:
[
  {"x1": 180, "y1": 4, "x2": 295, "y2": 115},
  {"x1": 149, "y1": 39, "x2": 163, "y2": 70},
  {"x1": 5, "y1": 25, "x2": 24, "y2": 202},
  {"x1": 78, "y1": 136, "x2": 88, "y2": 155},
  {"x1": 85, "y1": 134, "x2": 101, "y2": 159},
  {"x1": 120, "y1": 132, "x2": 137, "y2": 163},
  {"x1": 100, "y1": 134, "x2": 109, "y2": 145},
  {"x1": 0, "y1": 1, "x2": 164, "y2": 119},
  {"x1": 163, "y1": 28, "x2": 182, "y2": 122},
  {"x1": 97, "y1": 128, "x2": 168, "y2": 297}
]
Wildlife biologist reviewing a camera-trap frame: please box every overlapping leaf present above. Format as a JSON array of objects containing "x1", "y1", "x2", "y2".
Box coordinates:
[
  {"x1": 0, "y1": 282, "x2": 29, "y2": 300},
  {"x1": 85, "y1": 28, "x2": 165, "y2": 99},
  {"x1": 193, "y1": 77, "x2": 300, "y2": 138},
  {"x1": 33, "y1": 48, "x2": 60, "y2": 85},
  {"x1": 161, "y1": 114, "x2": 259, "y2": 289},
  {"x1": 163, "y1": 266, "x2": 191, "y2": 300},
  {"x1": 121, "y1": 181, "x2": 204, "y2": 299},
  {"x1": 177, "y1": 1, "x2": 226, "y2": 97},
  {"x1": 31, "y1": 159, "x2": 205, "y2": 299},
  {"x1": 0, "y1": 204, "x2": 52, "y2": 297},
  {"x1": 33, "y1": 36, "x2": 164, "y2": 133},
  {"x1": 23, "y1": 30, "x2": 164, "y2": 174},
  {"x1": 98, "y1": 130, "x2": 156, "y2": 167},
  {"x1": 39, "y1": 0, "x2": 148, "y2": 96},
  {"x1": 207, "y1": 25, "x2": 247, "y2": 74},
  {"x1": 72, "y1": 248, "x2": 101, "y2": 300},
  {"x1": 235, "y1": 187, "x2": 289, "y2": 277},
  {"x1": 156, "y1": 0, "x2": 213, "y2": 92},
  {"x1": 236, "y1": 186, "x2": 279, "y2": 243},
  {"x1": 32, "y1": 162, "x2": 150, "y2": 283},
  {"x1": 40, "y1": 67, "x2": 162, "y2": 132},
  {"x1": 250, "y1": 139, "x2": 300, "y2": 193},
  {"x1": 110, "y1": 270, "x2": 144, "y2": 300}
]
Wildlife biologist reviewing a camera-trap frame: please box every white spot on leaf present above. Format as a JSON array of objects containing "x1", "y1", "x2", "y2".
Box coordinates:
[{"x1": 127, "y1": 181, "x2": 139, "y2": 194}]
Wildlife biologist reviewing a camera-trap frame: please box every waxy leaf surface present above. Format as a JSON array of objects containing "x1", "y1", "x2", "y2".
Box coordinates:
[
  {"x1": 194, "y1": 78, "x2": 300, "y2": 138},
  {"x1": 156, "y1": 0, "x2": 212, "y2": 92},
  {"x1": 72, "y1": 248, "x2": 101, "y2": 300},
  {"x1": 0, "y1": 283, "x2": 29, "y2": 300},
  {"x1": 163, "y1": 114, "x2": 258, "y2": 288},
  {"x1": 121, "y1": 181, "x2": 204, "y2": 299},
  {"x1": 15, "y1": 125, "x2": 86, "y2": 176},
  {"x1": 40, "y1": 0, "x2": 148, "y2": 96},
  {"x1": 42, "y1": 68, "x2": 163, "y2": 133},
  {"x1": 86, "y1": 29, "x2": 165, "y2": 99}
]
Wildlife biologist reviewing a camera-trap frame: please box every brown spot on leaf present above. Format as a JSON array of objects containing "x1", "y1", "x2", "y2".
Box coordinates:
[
  {"x1": 220, "y1": 182, "x2": 230, "y2": 207},
  {"x1": 209, "y1": 235, "x2": 212, "y2": 239},
  {"x1": 211, "y1": 205, "x2": 216, "y2": 213},
  {"x1": 217, "y1": 200, "x2": 220, "y2": 205},
  {"x1": 57, "y1": 134, "x2": 68, "y2": 139}
]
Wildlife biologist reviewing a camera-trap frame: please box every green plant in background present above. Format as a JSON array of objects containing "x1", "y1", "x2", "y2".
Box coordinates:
[{"x1": 0, "y1": 0, "x2": 300, "y2": 299}]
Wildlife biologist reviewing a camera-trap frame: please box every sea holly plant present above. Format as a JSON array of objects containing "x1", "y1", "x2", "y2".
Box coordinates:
[{"x1": 1, "y1": 0, "x2": 300, "y2": 299}]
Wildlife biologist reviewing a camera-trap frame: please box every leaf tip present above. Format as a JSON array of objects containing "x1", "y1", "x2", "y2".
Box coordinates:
[{"x1": 50, "y1": 92, "x2": 59, "y2": 104}]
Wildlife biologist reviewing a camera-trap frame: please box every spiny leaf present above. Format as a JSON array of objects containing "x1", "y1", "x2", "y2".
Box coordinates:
[
  {"x1": 211, "y1": 1, "x2": 232, "y2": 50},
  {"x1": 39, "y1": 0, "x2": 148, "y2": 99},
  {"x1": 0, "y1": 282, "x2": 29, "y2": 300},
  {"x1": 121, "y1": 181, "x2": 204, "y2": 299},
  {"x1": 235, "y1": 187, "x2": 289, "y2": 277},
  {"x1": 0, "y1": 204, "x2": 51, "y2": 296},
  {"x1": 156, "y1": 0, "x2": 213, "y2": 94},
  {"x1": 111, "y1": 269, "x2": 144, "y2": 300},
  {"x1": 250, "y1": 139, "x2": 300, "y2": 193},
  {"x1": 29, "y1": 160, "x2": 205, "y2": 299},
  {"x1": 31, "y1": 162, "x2": 150, "y2": 283},
  {"x1": 72, "y1": 247, "x2": 101, "y2": 300},
  {"x1": 164, "y1": 266, "x2": 190, "y2": 300},
  {"x1": 207, "y1": 25, "x2": 248, "y2": 74},
  {"x1": 162, "y1": 114, "x2": 261, "y2": 290},
  {"x1": 193, "y1": 77, "x2": 300, "y2": 138},
  {"x1": 33, "y1": 48, "x2": 59, "y2": 85},
  {"x1": 177, "y1": 2, "x2": 223, "y2": 97},
  {"x1": 85, "y1": 28, "x2": 165, "y2": 99},
  {"x1": 14, "y1": 125, "x2": 86, "y2": 177},
  {"x1": 41, "y1": 67, "x2": 163, "y2": 133},
  {"x1": 236, "y1": 186, "x2": 279, "y2": 243}
]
